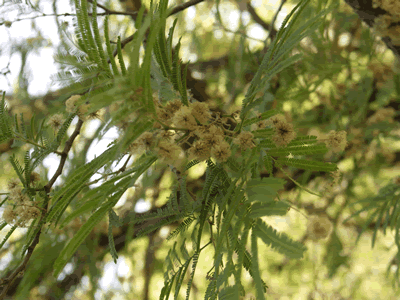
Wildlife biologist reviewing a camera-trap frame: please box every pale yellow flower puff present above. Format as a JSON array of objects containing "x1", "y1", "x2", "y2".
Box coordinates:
[
  {"x1": 65, "y1": 95, "x2": 81, "y2": 113},
  {"x1": 272, "y1": 122, "x2": 296, "y2": 147},
  {"x1": 325, "y1": 130, "x2": 347, "y2": 153},
  {"x1": 190, "y1": 102, "x2": 211, "y2": 124},
  {"x1": 307, "y1": 215, "x2": 333, "y2": 241},
  {"x1": 234, "y1": 131, "x2": 255, "y2": 150},
  {"x1": 173, "y1": 106, "x2": 197, "y2": 130},
  {"x1": 202, "y1": 133, "x2": 224, "y2": 148},
  {"x1": 7, "y1": 178, "x2": 20, "y2": 191},
  {"x1": 189, "y1": 140, "x2": 211, "y2": 161},
  {"x1": 157, "y1": 141, "x2": 182, "y2": 161},
  {"x1": 211, "y1": 141, "x2": 231, "y2": 162},
  {"x1": 268, "y1": 114, "x2": 286, "y2": 126},
  {"x1": 2, "y1": 206, "x2": 16, "y2": 224},
  {"x1": 47, "y1": 113, "x2": 64, "y2": 131},
  {"x1": 138, "y1": 132, "x2": 155, "y2": 150}
]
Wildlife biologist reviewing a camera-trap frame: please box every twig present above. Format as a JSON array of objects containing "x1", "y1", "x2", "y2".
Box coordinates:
[
  {"x1": 169, "y1": 0, "x2": 205, "y2": 16},
  {"x1": 266, "y1": 0, "x2": 286, "y2": 41},
  {"x1": 112, "y1": 0, "x2": 206, "y2": 58},
  {"x1": 246, "y1": 2, "x2": 270, "y2": 31}
]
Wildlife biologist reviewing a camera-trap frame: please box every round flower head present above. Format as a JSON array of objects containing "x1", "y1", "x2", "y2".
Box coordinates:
[
  {"x1": 325, "y1": 130, "x2": 347, "y2": 153},
  {"x1": 211, "y1": 141, "x2": 231, "y2": 162},
  {"x1": 268, "y1": 114, "x2": 286, "y2": 127},
  {"x1": 156, "y1": 107, "x2": 173, "y2": 124},
  {"x1": 189, "y1": 140, "x2": 211, "y2": 161},
  {"x1": 157, "y1": 140, "x2": 182, "y2": 161},
  {"x1": 2, "y1": 206, "x2": 16, "y2": 224},
  {"x1": 202, "y1": 133, "x2": 224, "y2": 148},
  {"x1": 307, "y1": 215, "x2": 333, "y2": 241},
  {"x1": 65, "y1": 95, "x2": 81, "y2": 113},
  {"x1": 172, "y1": 106, "x2": 197, "y2": 130},
  {"x1": 47, "y1": 113, "x2": 64, "y2": 131},
  {"x1": 190, "y1": 102, "x2": 211, "y2": 124},
  {"x1": 7, "y1": 178, "x2": 20, "y2": 191},
  {"x1": 138, "y1": 132, "x2": 155, "y2": 150},
  {"x1": 234, "y1": 131, "x2": 255, "y2": 150},
  {"x1": 271, "y1": 121, "x2": 296, "y2": 147}
]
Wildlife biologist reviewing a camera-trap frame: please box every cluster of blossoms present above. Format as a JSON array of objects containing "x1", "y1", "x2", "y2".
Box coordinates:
[
  {"x1": 127, "y1": 99, "x2": 257, "y2": 164},
  {"x1": 306, "y1": 215, "x2": 333, "y2": 241},
  {"x1": 47, "y1": 95, "x2": 105, "y2": 131},
  {"x1": 267, "y1": 114, "x2": 297, "y2": 147},
  {"x1": 372, "y1": 0, "x2": 400, "y2": 45},
  {"x1": 2, "y1": 176, "x2": 41, "y2": 227}
]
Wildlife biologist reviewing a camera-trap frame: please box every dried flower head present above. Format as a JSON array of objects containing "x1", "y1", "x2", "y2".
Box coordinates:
[
  {"x1": 157, "y1": 140, "x2": 182, "y2": 161},
  {"x1": 173, "y1": 106, "x2": 197, "y2": 130},
  {"x1": 234, "y1": 131, "x2": 255, "y2": 150},
  {"x1": 189, "y1": 140, "x2": 211, "y2": 161},
  {"x1": 211, "y1": 141, "x2": 231, "y2": 162},
  {"x1": 307, "y1": 215, "x2": 333, "y2": 241},
  {"x1": 190, "y1": 102, "x2": 211, "y2": 124},
  {"x1": 325, "y1": 130, "x2": 347, "y2": 153},
  {"x1": 47, "y1": 113, "x2": 64, "y2": 131}
]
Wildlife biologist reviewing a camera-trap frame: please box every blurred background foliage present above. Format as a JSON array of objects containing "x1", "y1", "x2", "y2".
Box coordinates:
[{"x1": 1, "y1": 0, "x2": 400, "y2": 299}]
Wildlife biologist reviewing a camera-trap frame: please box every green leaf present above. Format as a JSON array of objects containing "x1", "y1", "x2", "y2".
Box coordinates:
[
  {"x1": 108, "y1": 210, "x2": 119, "y2": 263},
  {"x1": 246, "y1": 177, "x2": 285, "y2": 202},
  {"x1": 254, "y1": 219, "x2": 306, "y2": 259},
  {"x1": 53, "y1": 191, "x2": 122, "y2": 277},
  {"x1": 249, "y1": 201, "x2": 289, "y2": 218},
  {"x1": 276, "y1": 157, "x2": 337, "y2": 172}
]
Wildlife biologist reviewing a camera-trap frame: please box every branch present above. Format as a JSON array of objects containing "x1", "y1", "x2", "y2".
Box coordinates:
[
  {"x1": 0, "y1": 119, "x2": 84, "y2": 299},
  {"x1": 344, "y1": 0, "x2": 400, "y2": 61},
  {"x1": 169, "y1": 0, "x2": 205, "y2": 16},
  {"x1": 112, "y1": 0, "x2": 205, "y2": 57},
  {"x1": 246, "y1": 2, "x2": 271, "y2": 31}
]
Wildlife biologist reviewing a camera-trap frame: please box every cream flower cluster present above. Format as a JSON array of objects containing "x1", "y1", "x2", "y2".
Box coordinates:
[
  {"x1": 2, "y1": 177, "x2": 41, "y2": 227},
  {"x1": 127, "y1": 100, "x2": 257, "y2": 164}
]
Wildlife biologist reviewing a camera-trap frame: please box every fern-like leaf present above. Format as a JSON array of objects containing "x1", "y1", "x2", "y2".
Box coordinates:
[{"x1": 254, "y1": 219, "x2": 306, "y2": 259}]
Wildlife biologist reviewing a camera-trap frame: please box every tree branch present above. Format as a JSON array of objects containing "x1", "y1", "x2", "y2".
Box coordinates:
[{"x1": 0, "y1": 119, "x2": 84, "y2": 299}]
